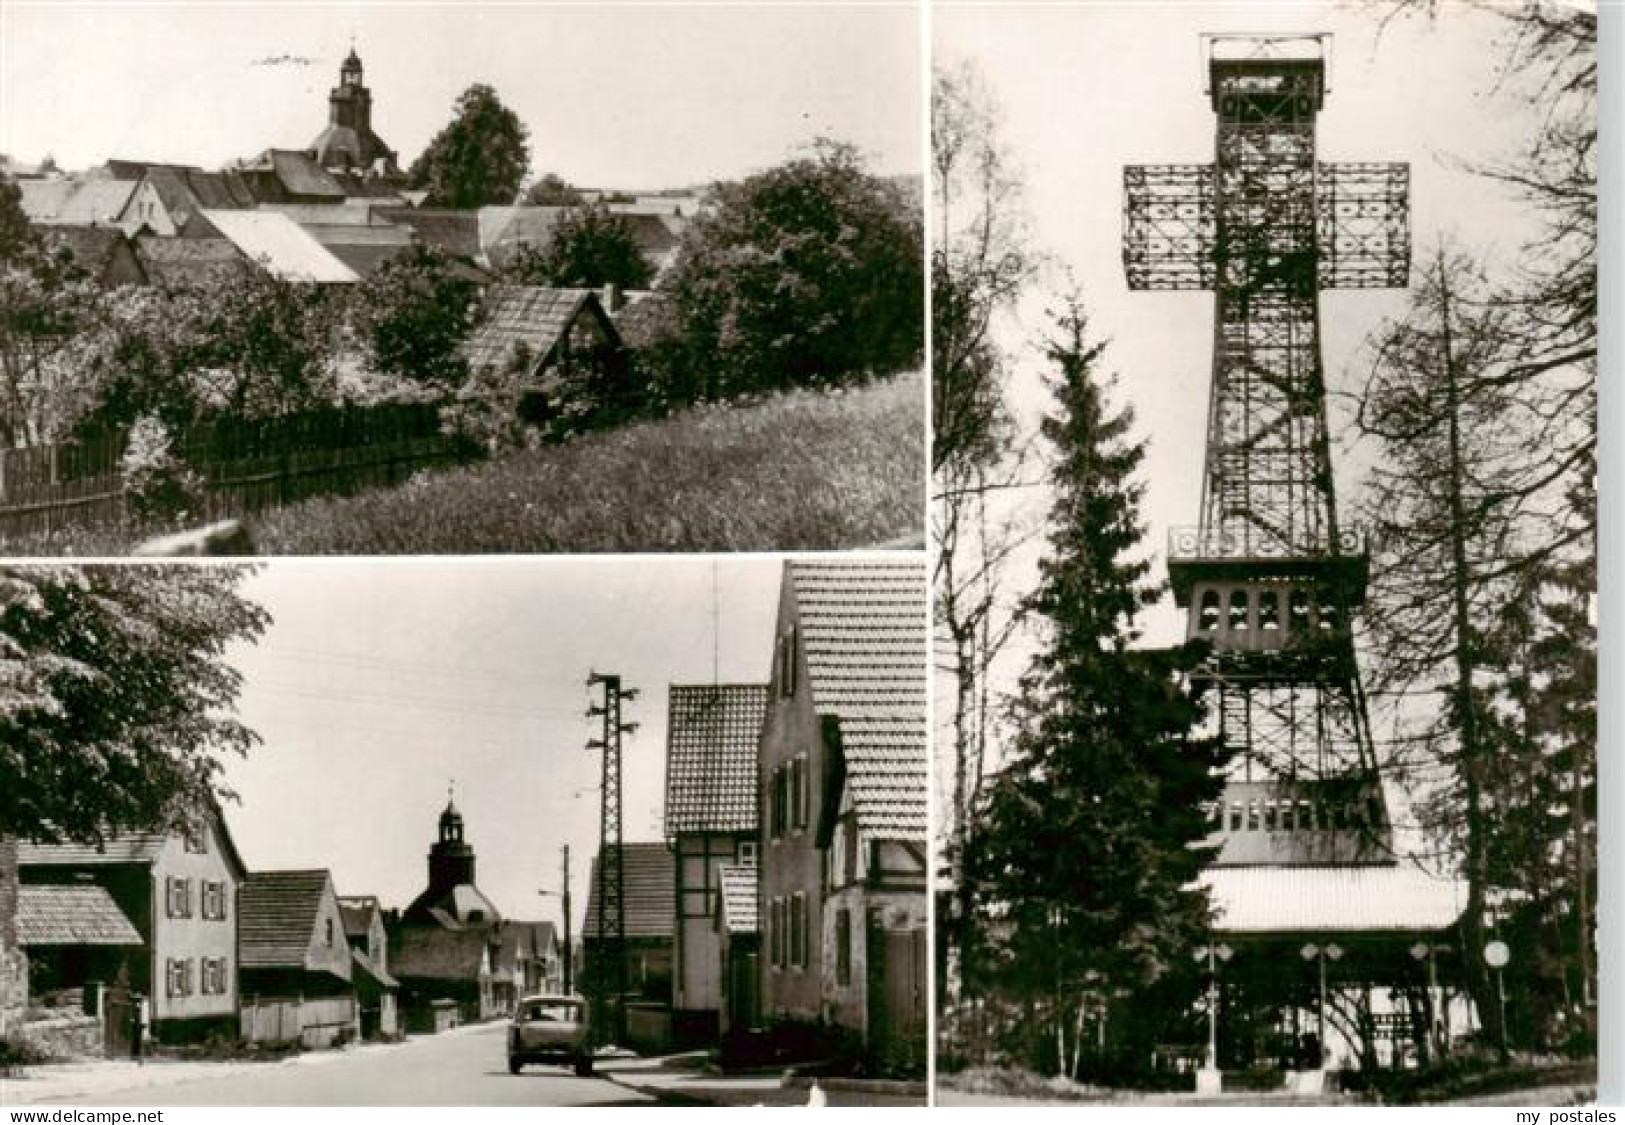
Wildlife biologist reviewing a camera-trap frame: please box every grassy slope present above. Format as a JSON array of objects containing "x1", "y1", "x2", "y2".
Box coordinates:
[{"x1": 244, "y1": 371, "x2": 923, "y2": 554}]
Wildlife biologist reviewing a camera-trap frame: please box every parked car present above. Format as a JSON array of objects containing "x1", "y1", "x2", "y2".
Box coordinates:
[{"x1": 508, "y1": 995, "x2": 594, "y2": 1076}]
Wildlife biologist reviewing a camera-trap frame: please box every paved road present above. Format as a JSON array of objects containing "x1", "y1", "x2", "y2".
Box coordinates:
[{"x1": 38, "y1": 1024, "x2": 659, "y2": 1107}]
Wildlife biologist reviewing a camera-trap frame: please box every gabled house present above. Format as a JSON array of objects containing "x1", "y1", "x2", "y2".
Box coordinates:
[
  {"x1": 38, "y1": 226, "x2": 147, "y2": 287},
  {"x1": 17, "y1": 806, "x2": 248, "y2": 1042},
  {"x1": 338, "y1": 895, "x2": 399, "y2": 1039},
  {"x1": 581, "y1": 845, "x2": 676, "y2": 1007},
  {"x1": 460, "y1": 286, "x2": 630, "y2": 426},
  {"x1": 759, "y1": 559, "x2": 928, "y2": 1069},
  {"x1": 233, "y1": 149, "x2": 349, "y2": 205},
  {"x1": 390, "y1": 926, "x2": 495, "y2": 1029},
  {"x1": 490, "y1": 920, "x2": 562, "y2": 1013},
  {"x1": 198, "y1": 210, "x2": 359, "y2": 284},
  {"x1": 15, "y1": 883, "x2": 142, "y2": 1008},
  {"x1": 237, "y1": 869, "x2": 357, "y2": 1048},
  {"x1": 664, "y1": 683, "x2": 767, "y2": 1044}
]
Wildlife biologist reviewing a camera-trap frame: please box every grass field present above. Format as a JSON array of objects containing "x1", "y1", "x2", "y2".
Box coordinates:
[{"x1": 6, "y1": 372, "x2": 922, "y2": 555}]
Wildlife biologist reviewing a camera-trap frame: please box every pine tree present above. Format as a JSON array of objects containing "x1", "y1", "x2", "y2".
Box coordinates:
[{"x1": 966, "y1": 299, "x2": 1227, "y2": 1075}]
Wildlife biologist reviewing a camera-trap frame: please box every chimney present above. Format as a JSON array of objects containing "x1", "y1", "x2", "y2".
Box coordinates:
[{"x1": 601, "y1": 282, "x2": 622, "y2": 313}]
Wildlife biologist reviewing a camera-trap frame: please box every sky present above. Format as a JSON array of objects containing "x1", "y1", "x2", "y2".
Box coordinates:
[
  {"x1": 0, "y1": 2, "x2": 921, "y2": 187},
  {"x1": 932, "y1": 1, "x2": 1569, "y2": 718},
  {"x1": 214, "y1": 557, "x2": 784, "y2": 939}
]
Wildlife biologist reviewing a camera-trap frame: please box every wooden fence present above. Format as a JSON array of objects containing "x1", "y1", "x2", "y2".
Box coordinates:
[
  {"x1": 0, "y1": 403, "x2": 456, "y2": 544},
  {"x1": 240, "y1": 994, "x2": 358, "y2": 1049}
]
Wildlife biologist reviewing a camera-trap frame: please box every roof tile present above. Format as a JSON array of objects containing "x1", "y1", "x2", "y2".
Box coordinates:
[{"x1": 664, "y1": 684, "x2": 768, "y2": 836}]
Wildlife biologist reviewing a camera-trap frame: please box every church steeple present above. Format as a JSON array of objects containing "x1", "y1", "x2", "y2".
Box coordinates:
[{"x1": 310, "y1": 43, "x2": 399, "y2": 175}]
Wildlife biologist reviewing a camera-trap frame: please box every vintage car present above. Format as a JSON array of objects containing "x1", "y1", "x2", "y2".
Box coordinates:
[{"x1": 508, "y1": 994, "x2": 594, "y2": 1076}]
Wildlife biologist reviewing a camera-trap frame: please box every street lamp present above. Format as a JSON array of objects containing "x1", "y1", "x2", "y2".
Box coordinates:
[
  {"x1": 1300, "y1": 941, "x2": 1344, "y2": 1069},
  {"x1": 1193, "y1": 941, "x2": 1234, "y2": 1074},
  {"x1": 538, "y1": 844, "x2": 573, "y2": 996}
]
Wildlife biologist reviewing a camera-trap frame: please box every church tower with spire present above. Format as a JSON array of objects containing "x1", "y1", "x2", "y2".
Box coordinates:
[
  {"x1": 309, "y1": 46, "x2": 400, "y2": 175},
  {"x1": 402, "y1": 792, "x2": 502, "y2": 927}
]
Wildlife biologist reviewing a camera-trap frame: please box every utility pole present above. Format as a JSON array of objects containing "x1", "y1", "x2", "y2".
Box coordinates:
[
  {"x1": 561, "y1": 844, "x2": 572, "y2": 996},
  {"x1": 586, "y1": 671, "x2": 637, "y2": 1044}
]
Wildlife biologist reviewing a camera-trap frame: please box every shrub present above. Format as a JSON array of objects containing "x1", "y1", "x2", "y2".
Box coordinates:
[
  {"x1": 119, "y1": 414, "x2": 204, "y2": 521},
  {"x1": 0, "y1": 1034, "x2": 54, "y2": 1072}
]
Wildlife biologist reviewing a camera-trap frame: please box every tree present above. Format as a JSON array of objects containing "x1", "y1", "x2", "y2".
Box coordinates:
[
  {"x1": 500, "y1": 204, "x2": 653, "y2": 291},
  {"x1": 663, "y1": 139, "x2": 922, "y2": 397},
  {"x1": 929, "y1": 63, "x2": 1041, "y2": 1039},
  {"x1": 355, "y1": 244, "x2": 478, "y2": 390},
  {"x1": 0, "y1": 182, "x2": 96, "y2": 446},
  {"x1": 965, "y1": 301, "x2": 1227, "y2": 1075},
  {"x1": 524, "y1": 173, "x2": 582, "y2": 207},
  {"x1": 1356, "y1": 245, "x2": 1594, "y2": 1055},
  {"x1": 409, "y1": 84, "x2": 531, "y2": 209},
  {"x1": 66, "y1": 266, "x2": 345, "y2": 434},
  {"x1": 0, "y1": 565, "x2": 268, "y2": 844}
]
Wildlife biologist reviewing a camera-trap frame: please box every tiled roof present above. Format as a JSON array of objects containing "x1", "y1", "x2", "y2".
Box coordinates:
[
  {"x1": 716, "y1": 863, "x2": 758, "y2": 935},
  {"x1": 582, "y1": 842, "x2": 674, "y2": 941},
  {"x1": 17, "y1": 885, "x2": 142, "y2": 947},
  {"x1": 239, "y1": 869, "x2": 332, "y2": 969},
  {"x1": 492, "y1": 920, "x2": 559, "y2": 973},
  {"x1": 788, "y1": 560, "x2": 927, "y2": 839},
  {"x1": 1203, "y1": 863, "x2": 1467, "y2": 935},
  {"x1": 261, "y1": 203, "x2": 391, "y2": 227},
  {"x1": 373, "y1": 208, "x2": 481, "y2": 260},
  {"x1": 664, "y1": 683, "x2": 767, "y2": 836},
  {"x1": 136, "y1": 237, "x2": 246, "y2": 287},
  {"x1": 18, "y1": 836, "x2": 169, "y2": 866},
  {"x1": 478, "y1": 206, "x2": 568, "y2": 267},
  {"x1": 390, "y1": 925, "x2": 491, "y2": 983},
  {"x1": 462, "y1": 286, "x2": 608, "y2": 376},
  {"x1": 200, "y1": 210, "x2": 358, "y2": 283},
  {"x1": 256, "y1": 149, "x2": 346, "y2": 199},
  {"x1": 324, "y1": 241, "x2": 413, "y2": 278},
  {"x1": 54, "y1": 180, "x2": 138, "y2": 226},
  {"x1": 40, "y1": 225, "x2": 130, "y2": 272},
  {"x1": 17, "y1": 179, "x2": 77, "y2": 221}
]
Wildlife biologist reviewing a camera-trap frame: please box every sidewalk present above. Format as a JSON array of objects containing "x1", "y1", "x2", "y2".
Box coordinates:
[
  {"x1": 0, "y1": 1028, "x2": 475, "y2": 1106},
  {"x1": 602, "y1": 1055, "x2": 926, "y2": 1107}
]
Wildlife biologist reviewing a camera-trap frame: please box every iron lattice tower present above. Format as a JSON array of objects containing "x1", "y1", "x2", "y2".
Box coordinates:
[
  {"x1": 1123, "y1": 35, "x2": 1409, "y2": 842},
  {"x1": 587, "y1": 672, "x2": 637, "y2": 1029}
]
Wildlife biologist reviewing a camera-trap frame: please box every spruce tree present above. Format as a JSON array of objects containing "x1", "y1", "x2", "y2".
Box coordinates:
[{"x1": 966, "y1": 299, "x2": 1227, "y2": 1075}]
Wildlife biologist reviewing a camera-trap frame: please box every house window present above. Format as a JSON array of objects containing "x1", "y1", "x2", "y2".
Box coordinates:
[
  {"x1": 777, "y1": 627, "x2": 798, "y2": 697},
  {"x1": 1229, "y1": 590, "x2": 1250, "y2": 632},
  {"x1": 1290, "y1": 588, "x2": 1312, "y2": 631},
  {"x1": 835, "y1": 909, "x2": 852, "y2": 986},
  {"x1": 1198, "y1": 590, "x2": 1221, "y2": 631},
  {"x1": 791, "y1": 755, "x2": 809, "y2": 832},
  {"x1": 166, "y1": 877, "x2": 193, "y2": 919},
  {"x1": 737, "y1": 841, "x2": 757, "y2": 865},
  {"x1": 789, "y1": 893, "x2": 806, "y2": 970},
  {"x1": 325, "y1": 918, "x2": 335, "y2": 946},
  {"x1": 167, "y1": 958, "x2": 193, "y2": 997},
  {"x1": 1259, "y1": 590, "x2": 1280, "y2": 631},
  {"x1": 768, "y1": 898, "x2": 784, "y2": 969},
  {"x1": 1317, "y1": 588, "x2": 1340, "y2": 632},
  {"x1": 184, "y1": 829, "x2": 208, "y2": 854}
]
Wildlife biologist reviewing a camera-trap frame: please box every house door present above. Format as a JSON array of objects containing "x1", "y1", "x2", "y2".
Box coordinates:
[
  {"x1": 868, "y1": 922, "x2": 925, "y2": 1069},
  {"x1": 728, "y1": 949, "x2": 759, "y2": 1032},
  {"x1": 103, "y1": 970, "x2": 133, "y2": 1057}
]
